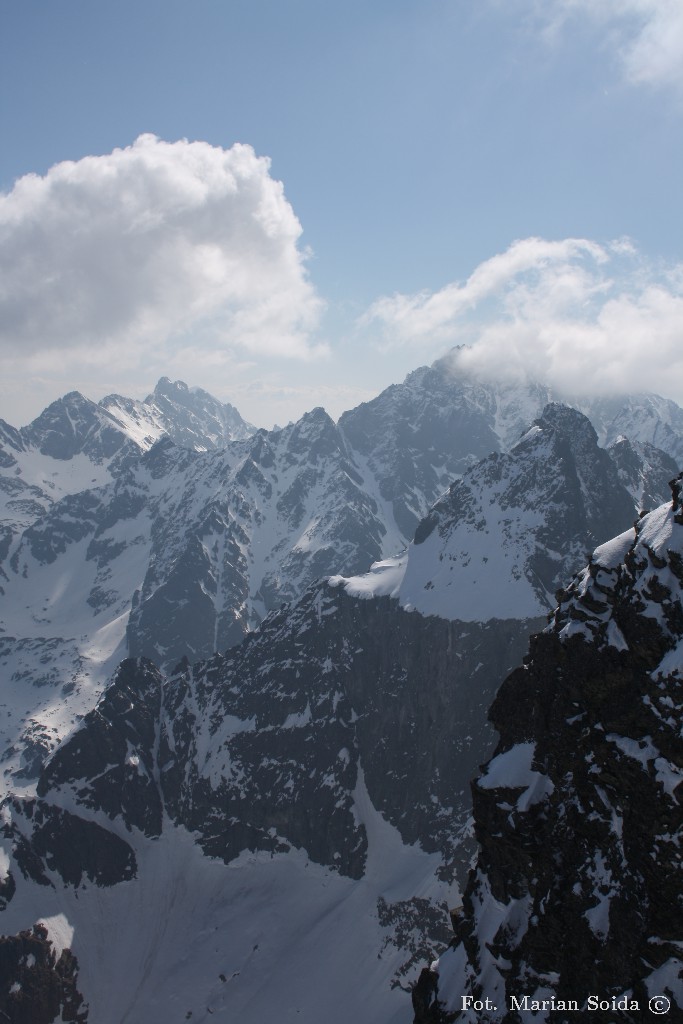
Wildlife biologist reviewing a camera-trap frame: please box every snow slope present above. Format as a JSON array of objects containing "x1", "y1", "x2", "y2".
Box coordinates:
[
  {"x1": 0, "y1": 805, "x2": 448, "y2": 1024},
  {"x1": 334, "y1": 405, "x2": 636, "y2": 623}
]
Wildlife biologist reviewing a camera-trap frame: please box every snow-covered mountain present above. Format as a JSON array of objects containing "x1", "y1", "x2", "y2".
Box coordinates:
[
  {"x1": 2, "y1": 409, "x2": 383, "y2": 646},
  {"x1": 583, "y1": 390, "x2": 683, "y2": 466},
  {"x1": 0, "y1": 397, "x2": 647, "y2": 796},
  {"x1": 606, "y1": 434, "x2": 679, "y2": 513},
  {"x1": 3, "y1": 358, "x2": 680, "y2": 596},
  {"x1": 0, "y1": 405, "x2": 669, "y2": 1022},
  {"x1": 0, "y1": 393, "x2": 137, "y2": 564},
  {"x1": 338, "y1": 360, "x2": 555, "y2": 539},
  {"x1": 5, "y1": 477, "x2": 683, "y2": 1023},
  {"x1": 421, "y1": 480, "x2": 683, "y2": 1021},
  {"x1": 0, "y1": 407, "x2": 390, "y2": 794},
  {"x1": 1, "y1": 355, "x2": 679, "y2": 800},
  {"x1": 2, "y1": 357, "x2": 683, "y2": 1022},
  {"x1": 334, "y1": 404, "x2": 636, "y2": 622},
  {"x1": 100, "y1": 376, "x2": 255, "y2": 451},
  {"x1": 338, "y1": 352, "x2": 683, "y2": 540},
  {"x1": 0, "y1": 380, "x2": 255, "y2": 581}
]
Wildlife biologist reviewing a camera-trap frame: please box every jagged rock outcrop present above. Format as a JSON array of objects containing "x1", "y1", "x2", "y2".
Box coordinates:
[
  {"x1": 422, "y1": 479, "x2": 683, "y2": 1022},
  {"x1": 0, "y1": 924, "x2": 88, "y2": 1023},
  {"x1": 3, "y1": 798, "x2": 137, "y2": 891}
]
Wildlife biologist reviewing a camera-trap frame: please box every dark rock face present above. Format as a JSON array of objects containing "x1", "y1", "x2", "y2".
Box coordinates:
[
  {"x1": 427, "y1": 482, "x2": 683, "y2": 1021},
  {"x1": 530, "y1": 404, "x2": 635, "y2": 546},
  {"x1": 0, "y1": 924, "x2": 88, "y2": 1023},
  {"x1": 16, "y1": 589, "x2": 537, "y2": 888},
  {"x1": 0, "y1": 419, "x2": 24, "y2": 457},
  {"x1": 2, "y1": 797, "x2": 136, "y2": 889},
  {"x1": 0, "y1": 867, "x2": 15, "y2": 911},
  {"x1": 14, "y1": 490, "x2": 102, "y2": 567},
  {"x1": 466, "y1": 635, "x2": 682, "y2": 1016},
  {"x1": 39, "y1": 658, "x2": 164, "y2": 838}
]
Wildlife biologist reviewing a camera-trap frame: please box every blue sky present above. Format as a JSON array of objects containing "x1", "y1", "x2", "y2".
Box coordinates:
[{"x1": 1, "y1": 0, "x2": 683, "y2": 427}]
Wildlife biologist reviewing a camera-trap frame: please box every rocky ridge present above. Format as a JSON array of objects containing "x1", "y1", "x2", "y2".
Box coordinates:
[
  {"x1": 100, "y1": 375, "x2": 255, "y2": 450},
  {"x1": 426, "y1": 480, "x2": 683, "y2": 1021},
  {"x1": 0, "y1": 378, "x2": 256, "y2": 576},
  {"x1": 0, "y1": 923, "x2": 88, "y2": 1024}
]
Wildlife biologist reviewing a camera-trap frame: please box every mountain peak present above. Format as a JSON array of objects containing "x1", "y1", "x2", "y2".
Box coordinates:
[
  {"x1": 535, "y1": 401, "x2": 599, "y2": 445},
  {"x1": 60, "y1": 390, "x2": 91, "y2": 406},
  {"x1": 100, "y1": 378, "x2": 256, "y2": 451},
  {"x1": 399, "y1": 401, "x2": 635, "y2": 621},
  {"x1": 152, "y1": 377, "x2": 189, "y2": 399},
  {"x1": 20, "y1": 391, "x2": 126, "y2": 462}
]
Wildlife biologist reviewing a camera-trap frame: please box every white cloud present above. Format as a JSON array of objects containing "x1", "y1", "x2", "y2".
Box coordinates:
[
  {"x1": 361, "y1": 236, "x2": 683, "y2": 400},
  {"x1": 361, "y1": 237, "x2": 610, "y2": 344},
  {"x1": 0, "y1": 135, "x2": 325, "y2": 363},
  {"x1": 531, "y1": 0, "x2": 683, "y2": 94}
]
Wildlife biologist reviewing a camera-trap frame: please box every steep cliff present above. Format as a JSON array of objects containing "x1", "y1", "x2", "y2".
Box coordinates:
[{"x1": 425, "y1": 480, "x2": 683, "y2": 1021}]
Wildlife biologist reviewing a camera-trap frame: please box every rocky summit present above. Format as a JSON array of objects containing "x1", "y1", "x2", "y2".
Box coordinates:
[{"x1": 425, "y1": 479, "x2": 683, "y2": 1022}]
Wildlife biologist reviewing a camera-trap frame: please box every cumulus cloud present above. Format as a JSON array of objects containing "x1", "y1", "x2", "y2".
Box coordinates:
[
  {"x1": 531, "y1": 0, "x2": 683, "y2": 94},
  {"x1": 361, "y1": 236, "x2": 683, "y2": 399},
  {"x1": 0, "y1": 135, "x2": 325, "y2": 362}
]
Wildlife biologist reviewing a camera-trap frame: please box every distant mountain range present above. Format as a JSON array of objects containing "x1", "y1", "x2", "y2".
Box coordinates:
[{"x1": 0, "y1": 353, "x2": 682, "y2": 1022}]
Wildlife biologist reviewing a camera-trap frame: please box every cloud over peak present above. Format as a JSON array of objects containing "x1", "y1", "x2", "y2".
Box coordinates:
[
  {"x1": 361, "y1": 235, "x2": 683, "y2": 400},
  {"x1": 0, "y1": 135, "x2": 325, "y2": 363}
]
